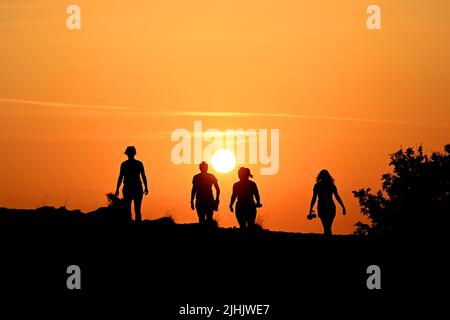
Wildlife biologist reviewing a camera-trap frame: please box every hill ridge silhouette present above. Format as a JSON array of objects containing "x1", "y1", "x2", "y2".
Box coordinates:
[
  {"x1": 0, "y1": 205, "x2": 358, "y2": 240},
  {"x1": 0, "y1": 202, "x2": 440, "y2": 305}
]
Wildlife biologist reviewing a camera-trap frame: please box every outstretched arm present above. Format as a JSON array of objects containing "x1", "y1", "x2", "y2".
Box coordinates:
[
  {"x1": 309, "y1": 190, "x2": 318, "y2": 213},
  {"x1": 141, "y1": 164, "x2": 149, "y2": 195},
  {"x1": 190, "y1": 183, "x2": 196, "y2": 210},
  {"x1": 229, "y1": 185, "x2": 237, "y2": 213},
  {"x1": 213, "y1": 181, "x2": 220, "y2": 202},
  {"x1": 333, "y1": 188, "x2": 346, "y2": 215},
  {"x1": 115, "y1": 164, "x2": 124, "y2": 196},
  {"x1": 254, "y1": 184, "x2": 261, "y2": 206}
]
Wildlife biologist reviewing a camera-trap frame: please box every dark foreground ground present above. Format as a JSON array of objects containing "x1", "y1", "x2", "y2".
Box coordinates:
[{"x1": 0, "y1": 207, "x2": 444, "y2": 317}]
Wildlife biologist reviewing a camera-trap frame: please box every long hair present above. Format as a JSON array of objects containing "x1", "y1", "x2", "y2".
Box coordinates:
[{"x1": 316, "y1": 169, "x2": 334, "y2": 184}]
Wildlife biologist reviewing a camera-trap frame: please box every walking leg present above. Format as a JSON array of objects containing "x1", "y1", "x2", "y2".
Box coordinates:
[{"x1": 134, "y1": 192, "x2": 143, "y2": 222}]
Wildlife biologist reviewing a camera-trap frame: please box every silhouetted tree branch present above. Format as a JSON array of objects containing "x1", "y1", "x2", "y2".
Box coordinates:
[{"x1": 353, "y1": 144, "x2": 450, "y2": 236}]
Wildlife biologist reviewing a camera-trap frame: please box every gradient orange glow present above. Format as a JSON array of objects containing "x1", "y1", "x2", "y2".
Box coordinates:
[{"x1": 1, "y1": 0, "x2": 449, "y2": 233}]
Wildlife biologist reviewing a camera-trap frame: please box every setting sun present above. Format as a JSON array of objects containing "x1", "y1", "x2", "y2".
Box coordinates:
[{"x1": 211, "y1": 149, "x2": 236, "y2": 173}]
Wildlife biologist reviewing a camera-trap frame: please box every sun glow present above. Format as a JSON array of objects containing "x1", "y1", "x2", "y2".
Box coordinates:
[{"x1": 211, "y1": 149, "x2": 236, "y2": 173}]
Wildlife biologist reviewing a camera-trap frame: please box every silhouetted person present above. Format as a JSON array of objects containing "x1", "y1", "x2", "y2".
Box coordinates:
[
  {"x1": 115, "y1": 146, "x2": 149, "y2": 222},
  {"x1": 229, "y1": 167, "x2": 262, "y2": 229},
  {"x1": 190, "y1": 162, "x2": 220, "y2": 224},
  {"x1": 309, "y1": 169, "x2": 346, "y2": 237}
]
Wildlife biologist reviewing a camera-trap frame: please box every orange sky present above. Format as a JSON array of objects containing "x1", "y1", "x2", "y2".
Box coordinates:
[{"x1": 1, "y1": 0, "x2": 449, "y2": 233}]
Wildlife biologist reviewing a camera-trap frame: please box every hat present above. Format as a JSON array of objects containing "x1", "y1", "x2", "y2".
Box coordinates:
[{"x1": 124, "y1": 146, "x2": 136, "y2": 155}]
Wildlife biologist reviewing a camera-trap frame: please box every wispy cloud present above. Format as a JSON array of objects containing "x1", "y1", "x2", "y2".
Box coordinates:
[
  {"x1": 0, "y1": 97, "x2": 137, "y2": 111},
  {"x1": 163, "y1": 111, "x2": 450, "y2": 127},
  {"x1": 1, "y1": 97, "x2": 449, "y2": 127},
  {"x1": 0, "y1": 132, "x2": 173, "y2": 142}
]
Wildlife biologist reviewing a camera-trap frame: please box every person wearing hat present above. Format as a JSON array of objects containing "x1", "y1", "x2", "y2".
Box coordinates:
[
  {"x1": 229, "y1": 167, "x2": 262, "y2": 229},
  {"x1": 190, "y1": 161, "x2": 220, "y2": 224},
  {"x1": 115, "y1": 146, "x2": 149, "y2": 222}
]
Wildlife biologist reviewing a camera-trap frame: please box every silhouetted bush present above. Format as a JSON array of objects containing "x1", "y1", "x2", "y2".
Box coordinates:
[
  {"x1": 88, "y1": 193, "x2": 131, "y2": 223},
  {"x1": 353, "y1": 144, "x2": 450, "y2": 236}
]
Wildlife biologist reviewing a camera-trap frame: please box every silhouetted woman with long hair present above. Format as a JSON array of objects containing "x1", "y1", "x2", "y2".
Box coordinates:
[
  {"x1": 309, "y1": 169, "x2": 346, "y2": 237},
  {"x1": 230, "y1": 167, "x2": 262, "y2": 229}
]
